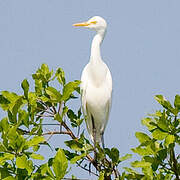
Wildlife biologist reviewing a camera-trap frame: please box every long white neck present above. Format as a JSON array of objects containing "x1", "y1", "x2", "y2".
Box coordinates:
[{"x1": 90, "y1": 30, "x2": 106, "y2": 63}]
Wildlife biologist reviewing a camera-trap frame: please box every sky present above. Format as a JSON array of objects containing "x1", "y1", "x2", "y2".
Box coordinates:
[{"x1": 0, "y1": 0, "x2": 180, "y2": 179}]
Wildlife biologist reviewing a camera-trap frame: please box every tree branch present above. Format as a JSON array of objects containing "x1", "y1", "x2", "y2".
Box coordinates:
[
  {"x1": 76, "y1": 162, "x2": 98, "y2": 176},
  {"x1": 36, "y1": 114, "x2": 54, "y2": 118},
  {"x1": 170, "y1": 148, "x2": 179, "y2": 180},
  {"x1": 42, "y1": 131, "x2": 71, "y2": 136},
  {"x1": 60, "y1": 121, "x2": 101, "y2": 172}
]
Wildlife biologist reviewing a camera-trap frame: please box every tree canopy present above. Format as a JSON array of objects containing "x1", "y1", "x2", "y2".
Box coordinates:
[{"x1": 0, "y1": 64, "x2": 179, "y2": 179}]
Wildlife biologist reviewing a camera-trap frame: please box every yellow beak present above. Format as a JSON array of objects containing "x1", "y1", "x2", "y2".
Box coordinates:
[{"x1": 73, "y1": 22, "x2": 90, "y2": 27}]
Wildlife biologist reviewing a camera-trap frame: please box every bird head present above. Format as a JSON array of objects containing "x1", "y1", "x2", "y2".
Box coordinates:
[{"x1": 73, "y1": 16, "x2": 107, "y2": 33}]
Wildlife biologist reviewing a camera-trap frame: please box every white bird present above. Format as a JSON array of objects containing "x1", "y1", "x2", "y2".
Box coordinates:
[{"x1": 73, "y1": 16, "x2": 112, "y2": 147}]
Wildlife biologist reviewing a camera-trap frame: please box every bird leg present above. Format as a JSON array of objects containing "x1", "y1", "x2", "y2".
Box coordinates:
[
  {"x1": 90, "y1": 115, "x2": 102, "y2": 172},
  {"x1": 91, "y1": 115, "x2": 97, "y2": 159},
  {"x1": 91, "y1": 115, "x2": 96, "y2": 146},
  {"x1": 101, "y1": 132, "x2": 105, "y2": 149}
]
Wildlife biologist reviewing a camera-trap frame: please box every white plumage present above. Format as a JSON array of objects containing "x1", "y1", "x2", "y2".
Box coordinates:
[{"x1": 73, "y1": 16, "x2": 112, "y2": 145}]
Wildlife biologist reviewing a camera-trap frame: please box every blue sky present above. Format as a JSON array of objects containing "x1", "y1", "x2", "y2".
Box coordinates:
[{"x1": 0, "y1": 0, "x2": 180, "y2": 179}]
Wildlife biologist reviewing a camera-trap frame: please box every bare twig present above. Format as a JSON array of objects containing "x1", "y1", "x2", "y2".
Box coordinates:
[
  {"x1": 42, "y1": 124, "x2": 60, "y2": 126},
  {"x1": 76, "y1": 162, "x2": 98, "y2": 176},
  {"x1": 60, "y1": 121, "x2": 100, "y2": 171},
  {"x1": 36, "y1": 107, "x2": 54, "y2": 115},
  {"x1": 52, "y1": 105, "x2": 57, "y2": 114},
  {"x1": 36, "y1": 114, "x2": 54, "y2": 118},
  {"x1": 58, "y1": 101, "x2": 63, "y2": 114},
  {"x1": 42, "y1": 131, "x2": 71, "y2": 136}
]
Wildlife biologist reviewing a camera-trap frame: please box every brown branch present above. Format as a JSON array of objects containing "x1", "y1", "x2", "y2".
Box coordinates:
[
  {"x1": 52, "y1": 105, "x2": 57, "y2": 114},
  {"x1": 41, "y1": 123, "x2": 60, "y2": 126},
  {"x1": 42, "y1": 131, "x2": 71, "y2": 136},
  {"x1": 60, "y1": 121, "x2": 99, "y2": 172},
  {"x1": 36, "y1": 107, "x2": 54, "y2": 115},
  {"x1": 42, "y1": 122, "x2": 102, "y2": 176},
  {"x1": 76, "y1": 162, "x2": 98, "y2": 176},
  {"x1": 36, "y1": 114, "x2": 54, "y2": 118},
  {"x1": 37, "y1": 100, "x2": 54, "y2": 111},
  {"x1": 61, "y1": 122, "x2": 76, "y2": 139},
  {"x1": 58, "y1": 101, "x2": 63, "y2": 114},
  {"x1": 170, "y1": 148, "x2": 179, "y2": 180}
]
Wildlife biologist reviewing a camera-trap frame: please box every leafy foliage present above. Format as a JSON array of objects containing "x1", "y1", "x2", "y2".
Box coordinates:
[
  {"x1": 0, "y1": 64, "x2": 179, "y2": 179},
  {"x1": 125, "y1": 95, "x2": 180, "y2": 179}
]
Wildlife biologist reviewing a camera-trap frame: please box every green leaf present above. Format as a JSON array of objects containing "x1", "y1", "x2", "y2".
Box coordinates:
[
  {"x1": 21, "y1": 79, "x2": 29, "y2": 99},
  {"x1": 105, "y1": 147, "x2": 119, "y2": 164},
  {"x1": 32, "y1": 64, "x2": 53, "y2": 92},
  {"x1": 119, "y1": 154, "x2": 132, "y2": 162},
  {"x1": 16, "y1": 155, "x2": 33, "y2": 175},
  {"x1": 33, "y1": 145, "x2": 40, "y2": 152},
  {"x1": 41, "y1": 64, "x2": 53, "y2": 81},
  {"x1": 63, "y1": 150, "x2": 79, "y2": 162},
  {"x1": 30, "y1": 153, "x2": 44, "y2": 160},
  {"x1": 141, "y1": 118, "x2": 156, "y2": 131},
  {"x1": 174, "y1": 95, "x2": 180, "y2": 110},
  {"x1": 1, "y1": 91, "x2": 18, "y2": 102},
  {"x1": 164, "y1": 134, "x2": 175, "y2": 147},
  {"x1": 26, "y1": 136, "x2": 45, "y2": 147},
  {"x1": 152, "y1": 129, "x2": 168, "y2": 140},
  {"x1": 131, "y1": 145, "x2": 155, "y2": 156},
  {"x1": 135, "y1": 132, "x2": 151, "y2": 143},
  {"x1": 18, "y1": 110, "x2": 29, "y2": 128},
  {"x1": 155, "y1": 95, "x2": 175, "y2": 114},
  {"x1": 62, "y1": 81, "x2": 81, "y2": 101},
  {"x1": 46, "y1": 87, "x2": 61, "y2": 102},
  {"x1": 33, "y1": 79, "x2": 43, "y2": 95},
  {"x1": 0, "y1": 142, "x2": 7, "y2": 151},
  {"x1": 52, "y1": 149, "x2": 68, "y2": 179},
  {"x1": 40, "y1": 163, "x2": 55, "y2": 178},
  {"x1": 70, "y1": 153, "x2": 86, "y2": 164},
  {"x1": 67, "y1": 109, "x2": 77, "y2": 120},
  {"x1": 0, "y1": 153, "x2": 15, "y2": 165},
  {"x1": 55, "y1": 68, "x2": 66, "y2": 85},
  {"x1": 0, "y1": 95, "x2": 10, "y2": 104},
  {"x1": 156, "y1": 111, "x2": 169, "y2": 131},
  {"x1": 12, "y1": 96, "x2": 24, "y2": 121},
  {"x1": 7, "y1": 127, "x2": 26, "y2": 152},
  {"x1": 111, "y1": 148, "x2": 120, "y2": 163},
  {"x1": 123, "y1": 167, "x2": 139, "y2": 174},
  {"x1": 54, "y1": 113, "x2": 62, "y2": 123},
  {"x1": 142, "y1": 165, "x2": 153, "y2": 177},
  {"x1": 131, "y1": 161, "x2": 151, "y2": 168},
  {"x1": 0, "y1": 117, "x2": 9, "y2": 133},
  {"x1": 67, "y1": 109, "x2": 83, "y2": 127},
  {"x1": 65, "y1": 140, "x2": 83, "y2": 151},
  {"x1": 98, "y1": 171, "x2": 105, "y2": 180},
  {"x1": 143, "y1": 156, "x2": 154, "y2": 163},
  {"x1": 1, "y1": 91, "x2": 19, "y2": 111},
  {"x1": 3, "y1": 177, "x2": 16, "y2": 180},
  {"x1": 157, "y1": 149, "x2": 167, "y2": 161}
]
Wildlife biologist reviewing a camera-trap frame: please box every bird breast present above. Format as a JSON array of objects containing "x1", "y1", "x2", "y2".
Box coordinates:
[
  {"x1": 85, "y1": 61, "x2": 111, "y2": 107},
  {"x1": 88, "y1": 61, "x2": 108, "y2": 88}
]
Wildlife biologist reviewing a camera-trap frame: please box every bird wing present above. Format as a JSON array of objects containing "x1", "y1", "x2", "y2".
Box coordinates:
[
  {"x1": 80, "y1": 64, "x2": 93, "y2": 136},
  {"x1": 103, "y1": 67, "x2": 112, "y2": 132},
  {"x1": 80, "y1": 64, "x2": 89, "y2": 116}
]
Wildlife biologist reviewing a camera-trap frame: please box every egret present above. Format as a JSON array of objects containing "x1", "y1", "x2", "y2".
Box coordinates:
[{"x1": 73, "y1": 16, "x2": 112, "y2": 147}]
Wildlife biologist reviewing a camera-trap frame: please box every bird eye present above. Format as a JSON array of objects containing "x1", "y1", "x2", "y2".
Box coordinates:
[{"x1": 90, "y1": 21, "x2": 97, "y2": 24}]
